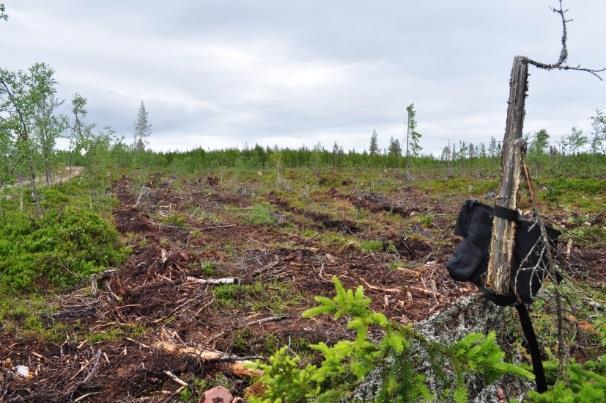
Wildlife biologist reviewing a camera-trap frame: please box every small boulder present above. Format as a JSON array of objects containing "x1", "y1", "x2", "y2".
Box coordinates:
[{"x1": 200, "y1": 386, "x2": 233, "y2": 403}]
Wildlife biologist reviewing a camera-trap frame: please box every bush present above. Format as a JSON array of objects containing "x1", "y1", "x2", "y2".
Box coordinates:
[{"x1": 0, "y1": 207, "x2": 126, "y2": 291}]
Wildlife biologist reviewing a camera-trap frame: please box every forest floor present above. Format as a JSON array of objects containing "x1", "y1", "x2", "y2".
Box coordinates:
[{"x1": 1, "y1": 167, "x2": 605, "y2": 401}]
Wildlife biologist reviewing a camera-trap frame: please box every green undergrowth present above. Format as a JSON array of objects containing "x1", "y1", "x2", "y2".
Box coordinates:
[
  {"x1": 0, "y1": 207, "x2": 125, "y2": 291},
  {"x1": 0, "y1": 173, "x2": 126, "y2": 291},
  {"x1": 528, "y1": 318, "x2": 606, "y2": 402},
  {"x1": 247, "y1": 203, "x2": 279, "y2": 226},
  {"x1": 0, "y1": 289, "x2": 67, "y2": 342},
  {"x1": 85, "y1": 323, "x2": 147, "y2": 343},
  {"x1": 213, "y1": 281, "x2": 297, "y2": 312},
  {"x1": 0, "y1": 170, "x2": 127, "y2": 340},
  {"x1": 527, "y1": 284, "x2": 606, "y2": 402},
  {"x1": 249, "y1": 277, "x2": 533, "y2": 402}
]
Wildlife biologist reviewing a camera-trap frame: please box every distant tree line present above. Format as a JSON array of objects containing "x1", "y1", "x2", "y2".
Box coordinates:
[{"x1": 2, "y1": 5, "x2": 604, "y2": 186}]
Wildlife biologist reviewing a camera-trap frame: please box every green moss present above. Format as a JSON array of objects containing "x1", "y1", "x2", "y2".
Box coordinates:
[
  {"x1": 0, "y1": 289, "x2": 67, "y2": 342},
  {"x1": 85, "y1": 323, "x2": 147, "y2": 343},
  {"x1": 0, "y1": 207, "x2": 126, "y2": 291},
  {"x1": 418, "y1": 213, "x2": 434, "y2": 227},
  {"x1": 200, "y1": 261, "x2": 215, "y2": 276},
  {"x1": 359, "y1": 240, "x2": 384, "y2": 253},
  {"x1": 247, "y1": 203, "x2": 278, "y2": 225},
  {"x1": 163, "y1": 212, "x2": 188, "y2": 228},
  {"x1": 317, "y1": 231, "x2": 358, "y2": 250},
  {"x1": 213, "y1": 281, "x2": 295, "y2": 312}
]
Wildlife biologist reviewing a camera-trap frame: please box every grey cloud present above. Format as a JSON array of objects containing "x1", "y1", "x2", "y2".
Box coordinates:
[{"x1": 1, "y1": 0, "x2": 604, "y2": 154}]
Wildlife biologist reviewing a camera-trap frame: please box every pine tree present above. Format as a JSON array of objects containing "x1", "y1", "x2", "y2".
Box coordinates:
[
  {"x1": 488, "y1": 136, "x2": 497, "y2": 157},
  {"x1": 440, "y1": 145, "x2": 451, "y2": 161},
  {"x1": 369, "y1": 129, "x2": 379, "y2": 155},
  {"x1": 134, "y1": 101, "x2": 152, "y2": 151},
  {"x1": 458, "y1": 141, "x2": 468, "y2": 160},
  {"x1": 479, "y1": 143, "x2": 487, "y2": 158},
  {"x1": 405, "y1": 103, "x2": 422, "y2": 163},
  {"x1": 468, "y1": 143, "x2": 476, "y2": 159},
  {"x1": 332, "y1": 141, "x2": 340, "y2": 155},
  {"x1": 388, "y1": 137, "x2": 402, "y2": 157}
]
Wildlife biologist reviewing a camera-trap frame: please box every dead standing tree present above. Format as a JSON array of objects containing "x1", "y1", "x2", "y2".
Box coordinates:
[{"x1": 485, "y1": 0, "x2": 604, "y2": 296}]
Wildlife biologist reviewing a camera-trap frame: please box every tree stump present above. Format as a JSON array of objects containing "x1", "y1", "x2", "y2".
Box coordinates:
[{"x1": 485, "y1": 56, "x2": 529, "y2": 296}]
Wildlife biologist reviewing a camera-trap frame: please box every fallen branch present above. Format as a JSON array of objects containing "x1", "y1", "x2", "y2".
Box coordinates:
[
  {"x1": 247, "y1": 315, "x2": 290, "y2": 326},
  {"x1": 164, "y1": 370, "x2": 188, "y2": 387},
  {"x1": 358, "y1": 277, "x2": 402, "y2": 294},
  {"x1": 153, "y1": 341, "x2": 262, "y2": 377},
  {"x1": 186, "y1": 276, "x2": 241, "y2": 285}
]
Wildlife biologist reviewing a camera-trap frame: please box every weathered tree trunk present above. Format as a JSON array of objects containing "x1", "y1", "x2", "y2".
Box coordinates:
[{"x1": 485, "y1": 56, "x2": 529, "y2": 295}]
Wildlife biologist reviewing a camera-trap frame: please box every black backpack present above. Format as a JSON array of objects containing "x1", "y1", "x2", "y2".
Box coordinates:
[{"x1": 446, "y1": 200, "x2": 560, "y2": 393}]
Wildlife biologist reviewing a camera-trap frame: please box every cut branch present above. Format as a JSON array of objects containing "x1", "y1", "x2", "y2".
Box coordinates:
[
  {"x1": 152, "y1": 341, "x2": 262, "y2": 378},
  {"x1": 527, "y1": 0, "x2": 605, "y2": 80}
]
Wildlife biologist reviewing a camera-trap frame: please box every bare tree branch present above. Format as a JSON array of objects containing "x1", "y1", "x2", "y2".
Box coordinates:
[{"x1": 526, "y1": 0, "x2": 605, "y2": 80}]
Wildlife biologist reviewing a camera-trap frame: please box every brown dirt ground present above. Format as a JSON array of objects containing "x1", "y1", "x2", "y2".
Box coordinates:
[{"x1": 0, "y1": 174, "x2": 508, "y2": 401}]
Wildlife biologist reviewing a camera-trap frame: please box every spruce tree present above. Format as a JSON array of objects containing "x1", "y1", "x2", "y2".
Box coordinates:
[
  {"x1": 479, "y1": 143, "x2": 487, "y2": 158},
  {"x1": 369, "y1": 129, "x2": 379, "y2": 155},
  {"x1": 468, "y1": 143, "x2": 476, "y2": 159},
  {"x1": 405, "y1": 103, "x2": 422, "y2": 162},
  {"x1": 440, "y1": 145, "x2": 451, "y2": 161},
  {"x1": 488, "y1": 136, "x2": 497, "y2": 157},
  {"x1": 388, "y1": 137, "x2": 402, "y2": 157},
  {"x1": 134, "y1": 101, "x2": 152, "y2": 151}
]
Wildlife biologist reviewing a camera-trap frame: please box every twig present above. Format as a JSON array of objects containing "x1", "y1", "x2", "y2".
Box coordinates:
[
  {"x1": 73, "y1": 392, "x2": 101, "y2": 402},
  {"x1": 527, "y1": 0, "x2": 605, "y2": 80},
  {"x1": 357, "y1": 277, "x2": 402, "y2": 294},
  {"x1": 164, "y1": 370, "x2": 188, "y2": 387},
  {"x1": 82, "y1": 350, "x2": 102, "y2": 383},
  {"x1": 162, "y1": 386, "x2": 186, "y2": 403},
  {"x1": 247, "y1": 315, "x2": 290, "y2": 326},
  {"x1": 125, "y1": 337, "x2": 151, "y2": 349},
  {"x1": 521, "y1": 158, "x2": 566, "y2": 378}
]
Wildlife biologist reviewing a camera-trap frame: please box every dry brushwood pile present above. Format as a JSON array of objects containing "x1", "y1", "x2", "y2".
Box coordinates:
[{"x1": 1, "y1": 168, "x2": 604, "y2": 401}]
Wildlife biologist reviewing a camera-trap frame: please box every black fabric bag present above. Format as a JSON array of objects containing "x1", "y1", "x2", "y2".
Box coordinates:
[
  {"x1": 446, "y1": 200, "x2": 561, "y2": 393},
  {"x1": 446, "y1": 200, "x2": 560, "y2": 305}
]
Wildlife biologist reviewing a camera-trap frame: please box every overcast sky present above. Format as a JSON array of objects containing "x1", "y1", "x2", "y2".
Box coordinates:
[{"x1": 1, "y1": 0, "x2": 605, "y2": 154}]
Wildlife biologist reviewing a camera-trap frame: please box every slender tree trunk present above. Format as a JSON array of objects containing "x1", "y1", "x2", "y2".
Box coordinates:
[
  {"x1": 405, "y1": 115, "x2": 410, "y2": 171},
  {"x1": 485, "y1": 56, "x2": 529, "y2": 295},
  {"x1": 28, "y1": 161, "x2": 40, "y2": 210}
]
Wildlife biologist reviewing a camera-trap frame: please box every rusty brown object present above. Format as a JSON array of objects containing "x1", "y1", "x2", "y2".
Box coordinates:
[{"x1": 200, "y1": 386, "x2": 233, "y2": 403}]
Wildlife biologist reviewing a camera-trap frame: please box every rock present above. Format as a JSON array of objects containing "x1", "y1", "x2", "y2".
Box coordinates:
[
  {"x1": 352, "y1": 295, "x2": 533, "y2": 401},
  {"x1": 200, "y1": 386, "x2": 233, "y2": 403},
  {"x1": 15, "y1": 365, "x2": 31, "y2": 379}
]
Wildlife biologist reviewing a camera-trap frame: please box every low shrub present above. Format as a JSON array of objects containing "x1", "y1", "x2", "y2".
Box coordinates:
[{"x1": 0, "y1": 207, "x2": 126, "y2": 291}]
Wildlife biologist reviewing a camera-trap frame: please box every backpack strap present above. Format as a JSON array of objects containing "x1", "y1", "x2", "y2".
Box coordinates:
[
  {"x1": 514, "y1": 303, "x2": 547, "y2": 393},
  {"x1": 493, "y1": 205, "x2": 519, "y2": 222}
]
